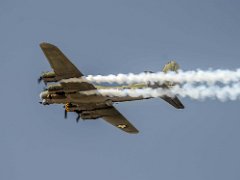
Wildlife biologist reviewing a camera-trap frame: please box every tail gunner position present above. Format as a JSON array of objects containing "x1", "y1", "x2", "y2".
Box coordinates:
[{"x1": 39, "y1": 43, "x2": 184, "y2": 134}]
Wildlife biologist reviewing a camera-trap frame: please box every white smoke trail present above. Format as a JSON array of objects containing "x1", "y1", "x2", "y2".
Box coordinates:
[
  {"x1": 96, "y1": 83, "x2": 240, "y2": 101},
  {"x1": 59, "y1": 68, "x2": 240, "y2": 101},
  {"x1": 84, "y1": 69, "x2": 240, "y2": 85}
]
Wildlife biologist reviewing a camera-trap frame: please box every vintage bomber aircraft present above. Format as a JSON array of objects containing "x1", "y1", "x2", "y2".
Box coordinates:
[{"x1": 39, "y1": 43, "x2": 184, "y2": 134}]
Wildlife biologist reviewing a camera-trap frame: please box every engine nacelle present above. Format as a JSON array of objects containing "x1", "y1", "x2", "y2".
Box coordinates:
[
  {"x1": 47, "y1": 84, "x2": 64, "y2": 93},
  {"x1": 40, "y1": 91, "x2": 66, "y2": 105},
  {"x1": 40, "y1": 71, "x2": 57, "y2": 83},
  {"x1": 49, "y1": 93, "x2": 66, "y2": 99}
]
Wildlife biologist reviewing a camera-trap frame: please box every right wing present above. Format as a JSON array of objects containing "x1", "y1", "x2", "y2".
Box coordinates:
[
  {"x1": 101, "y1": 106, "x2": 139, "y2": 134},
  {"x1": 40, "y1": 42, "x2": 83, "y2": 80}
]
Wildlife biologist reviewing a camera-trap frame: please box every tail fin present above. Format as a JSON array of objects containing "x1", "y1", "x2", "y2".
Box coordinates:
[
  {"x1": 162, "y1": 61, "x2": 180, "y2": 73},
  {"x1": 161, "y1": 61, "x2": 184, "y2": 109},
  {"x1": 161, "y1": 95, "x2": 185, "y2": 109},
  {"x1": 162, "y1": 61, "x2": 180, "y2": 87}
]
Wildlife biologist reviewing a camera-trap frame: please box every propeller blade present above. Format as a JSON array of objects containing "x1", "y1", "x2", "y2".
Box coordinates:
[
  {"x1": 76, "y1": 114, "x2": 80, "y2": 122},
  {"x1": 64, "y1": 110, "x2": 68, "y2": 119},
  {"x1": 38, "y1": 76, "x2": 42, "y2": 84}
]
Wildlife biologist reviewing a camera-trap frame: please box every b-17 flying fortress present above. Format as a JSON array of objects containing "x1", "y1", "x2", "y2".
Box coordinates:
[{"x1": 39, "y1": 43, "x2": 184, "y2": 134}]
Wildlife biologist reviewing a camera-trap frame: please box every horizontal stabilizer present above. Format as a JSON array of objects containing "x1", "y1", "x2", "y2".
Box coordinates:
[{"x1": 161, "y1": 95, "x2": 184, "y2": 109}]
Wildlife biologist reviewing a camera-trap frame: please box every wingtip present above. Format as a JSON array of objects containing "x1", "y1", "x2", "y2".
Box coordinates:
[{"x1": 40, "y1": 42, "x2": 57, "y2": 49}]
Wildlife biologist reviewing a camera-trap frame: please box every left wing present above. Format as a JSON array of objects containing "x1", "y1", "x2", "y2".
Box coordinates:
[
  {"x1": 100, "y1": 106, "x2": 139, "y2": 134},
  {"x1": 40, "y1": 42, "x2": 96, "y2": 91},
  {"x1": 40, "y1": 42, "x2": 83, "y2": 80}
]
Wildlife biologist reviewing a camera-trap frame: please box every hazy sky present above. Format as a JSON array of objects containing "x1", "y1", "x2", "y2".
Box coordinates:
[{"x1": 1, "y1": 0, "x2": 240, "y2": 179}]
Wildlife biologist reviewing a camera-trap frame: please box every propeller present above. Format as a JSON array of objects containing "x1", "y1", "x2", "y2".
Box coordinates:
[
  {"x1": 76, "y1": 114, "x2": 80, "y2": 122},
  {"x1": 38, "y1": 76, "x2": 43, "y2": 84},
  {"x1": 63, "y1": 104, "x2": 81, "y2": 122},
  {"x1": 38, "y1": 75, "x2": 47, "y2": 85},
  {"x1": 64, "y1": 109, "x2": 68, "y2": 119}
]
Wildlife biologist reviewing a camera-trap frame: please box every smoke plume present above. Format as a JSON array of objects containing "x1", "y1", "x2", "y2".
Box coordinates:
[
  {"x1": 85, "y1": 69, "x2": 240, "y2": 85},
  {"x1": 97, "y1": 83, "x2": 240, "y2": 101},
  {"x1": 60, "y1": 68, "x2": 240, "y2": 101}
]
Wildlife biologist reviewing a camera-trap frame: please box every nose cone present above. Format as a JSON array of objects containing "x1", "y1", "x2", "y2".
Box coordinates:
[{"x1": 40, "y1": 91, "x2": 49, "y2": 100}]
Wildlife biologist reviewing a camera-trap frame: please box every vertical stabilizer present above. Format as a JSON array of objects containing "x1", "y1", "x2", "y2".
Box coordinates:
[{"x1": 162, "y1": 61, "x2": 180, "y2": 73}]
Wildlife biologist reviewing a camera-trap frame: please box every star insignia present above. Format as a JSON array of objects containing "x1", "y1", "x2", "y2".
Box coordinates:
[{"x1": 117, "y1": 124, "x2": 127, "y2": 129}]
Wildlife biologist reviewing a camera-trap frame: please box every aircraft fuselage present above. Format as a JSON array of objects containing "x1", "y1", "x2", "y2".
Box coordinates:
[{"x1": 40, "y1": 83, "x2": 149, "y2": 105}]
